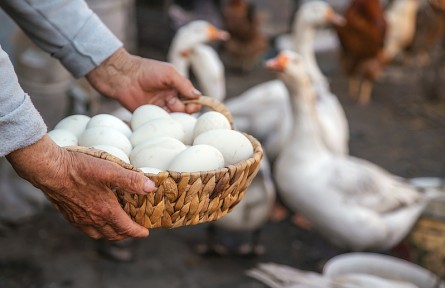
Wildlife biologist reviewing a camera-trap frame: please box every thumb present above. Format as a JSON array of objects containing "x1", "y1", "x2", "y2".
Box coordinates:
[
  {"x1": 111, "y1": 168, "x2": 156, "y2": 195},
  {"x1": 170, "y1": 69, "x2": 202, "y2": 100}
]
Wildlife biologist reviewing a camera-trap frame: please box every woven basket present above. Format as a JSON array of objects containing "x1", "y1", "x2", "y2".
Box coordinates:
[
  {"x1": 405, "y1": 198, "x2": 445, "y2": 278},
  {"x1": 65, "y1": 96, "x2": 263, "y2": 229}
]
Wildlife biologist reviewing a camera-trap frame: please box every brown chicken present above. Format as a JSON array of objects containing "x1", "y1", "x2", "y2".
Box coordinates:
[
  {"x1": 221, "y1": 0, "x2": 268, "y2": 72},
  {"x1": 334, "y1": 0, "x2": 387, "y2": 105}
]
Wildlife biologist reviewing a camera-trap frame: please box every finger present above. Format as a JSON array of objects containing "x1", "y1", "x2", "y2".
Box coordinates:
[
  {"x1": 97, "y1": 224, "x2": 128, "y2": 241},
  {"x1": 79, "y1": 225, "x2": 104, "y2": 240},
  {"x1": 168, "y1": 68, "x2": 201, "y2": 100},
  {"x1": 108, "y1": 166, "x2": 156, "y2": 195},
  {"x1": 166, "y1": 94, "x2": 187, "y2": 113},
  {"x1": 185, "y1": 103, "x2": 201, "y2": 114},
  {"x1": 110, "y1": 208, "x2": 150, "y2": 238}
]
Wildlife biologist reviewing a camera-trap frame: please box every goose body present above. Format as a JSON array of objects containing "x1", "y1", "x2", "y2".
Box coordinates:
[
  {"x1": 189, "y1": 44, "x2": 226, "y2": 102},
  {"x1": 293, "y1": 1, "x2": 349, "y2": 155},
  {"x1": 225, "y1": 80, "x2": 292, "y2": 161},
  {"x1": 214, "y1": 153, "x2": 276, "y2": 232},
  {"x1": 268, "y1": 51, "x2": 443, "y2": 252}
]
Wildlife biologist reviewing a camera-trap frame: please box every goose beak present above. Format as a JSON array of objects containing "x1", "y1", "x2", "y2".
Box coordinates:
[
  {"x1": 265, "y1": 54, "x2": 289, "y2": 72},
  {"x1": 326, "y1": 8, "x2": 346, "y2": 27},
  {"x1": 207, "y1": 25, "x2": 230, "y2": 41}
]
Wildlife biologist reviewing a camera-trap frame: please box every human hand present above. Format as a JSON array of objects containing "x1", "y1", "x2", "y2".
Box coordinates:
[
  {"x1": 86, "y1": 48, "x2": 202, "y2": 113},
  {"x1": 6, "y1": 135, "x2": 154, "y2": 241}
]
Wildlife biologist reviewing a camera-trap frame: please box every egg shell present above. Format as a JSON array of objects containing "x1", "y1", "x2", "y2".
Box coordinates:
[
  {"x1": 130, "y1": 137, "x2": 186, "y2": 169},
  {"x1": 78, "y1": 126, "x2": 132, "y2": 156},
  {"x1": 193, "y1": 129, "x2": 253, "y2": 165},
  {"x1": 139, "y1": 167, "x2": 163, "y2": 174},
  {"x1": 48, "y1": 129, "x2": 78, "y2": 147},
  {"x1": 168, "y1": 144, "x2": 225, "y2": 172},
  {"x1": 131, "y1": 104, "x2": 171, "y2": 130},
  {"x1": 130, "y1": 118, "x2": 185, "y2": 146},
  {"x1": 86, "y1": 114, "x2": 132, "y2": 138},
  {"x1": 193, "y1": 111, "x2": 231, "y2": 139},
  {"x1": 54, "y1": 114, "x2": 91, "y2": 138},
  {"x1": 92, "y1": 144, "x2": 130, "y2": 164},
  {"x1": 170, "y1": 112, "x2": 197, "y2": 145}
]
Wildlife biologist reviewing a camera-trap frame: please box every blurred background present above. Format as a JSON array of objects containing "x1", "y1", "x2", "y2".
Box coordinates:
[{"x1": 1, "y1": 0, "x2": 445, "y2": 287}]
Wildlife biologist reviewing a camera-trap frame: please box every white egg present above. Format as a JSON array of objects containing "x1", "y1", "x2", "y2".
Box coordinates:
[
  {"x1": 130, "y1": 137, "x2": 186, "y2": 170},
  {"x1": 168, "y1": 144, "x2": 225, "y2": 172},
  {"x1": 139, "y1": 167, "x2": 163, "y2": 174},
  {"x1": 193, "y1": 129, "x2": 254, "y2": 165},
  {"x1": 54, "y1": 114, "x2": 91, "y2": 138},
  {"x1": 193, "y1": 111, "x2": 231, "y2": 139},
  {"x1": 86, "y1": 114, "x2": 132, "y2": 138},
  {"x1": 48, "y1": 129, "x2": 78, "y2": 147},
  {"x1": 130, "y1": 118, "x2": 185, "y2": 146},
  {"x1": 131, "y1": 104, "x2": 171, "y2": 130},
  {"x1": 170, "y1": 112, "x2": 197, "y2": 145},
  {"x1": 78, "y1": 126, "x2": 132, "y2": 156},
  {"x1": 92, "y1": 144, "x2": 130, "y2": 164}
]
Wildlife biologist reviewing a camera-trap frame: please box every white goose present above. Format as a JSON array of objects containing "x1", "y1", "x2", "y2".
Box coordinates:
[
  {"x1": 267, "y1": 50, "x2": 444, "y2": 252},
  {"x1": 226, "y1": 1, "x2": 349, "y2": 160},
  {"x1": 167, "y1": 20, "x2": 229, "y2": 102},
  {"x1": 292, "y1": 0, "x2": 349, "y2": 156}
]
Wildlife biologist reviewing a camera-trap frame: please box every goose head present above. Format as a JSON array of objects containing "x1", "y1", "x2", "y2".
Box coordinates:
[
  {"x1": 171, "y1": 20, "x2": 230, "y2": 59},
  {"x1": 265, "y1": 51, "x2": 312, "y2": 89},
  {"x1": 296, "y1": 1, "x2": 346, "y2": 28}
]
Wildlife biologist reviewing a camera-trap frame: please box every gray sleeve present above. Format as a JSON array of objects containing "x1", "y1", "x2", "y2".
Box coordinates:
[
  {"x1": 0, "y1": 46, "x2": 47, "y2": 157},
  {"x1": 0, "y1": 0, "x2": 123, "y2": 78}
]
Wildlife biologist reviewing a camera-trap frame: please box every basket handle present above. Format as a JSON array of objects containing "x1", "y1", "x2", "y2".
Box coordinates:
[{"x1": 183, "y1": 96, "x2": 234, "y2": 129}]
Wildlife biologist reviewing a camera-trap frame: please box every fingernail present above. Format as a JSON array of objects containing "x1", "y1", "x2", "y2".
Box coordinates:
[
  {"x1": 192, "y1": 88, "x2": 202, "y2": 97},
  {"x1": 143, "y1": 180, "x2": 155, "y2": 193}
]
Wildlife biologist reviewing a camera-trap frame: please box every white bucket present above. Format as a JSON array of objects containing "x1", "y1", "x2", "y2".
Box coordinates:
[{"x1": 323, "y1": 252, "x2": 445, "y2": 288}]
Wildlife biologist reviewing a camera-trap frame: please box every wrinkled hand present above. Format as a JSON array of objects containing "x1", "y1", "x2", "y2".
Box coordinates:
[
  {"x1": 86, "y1": 48, "x2": 201, "y2": 113},
  {"x1": 6, "y1": 135, "x2": 154, "y2": 240}
]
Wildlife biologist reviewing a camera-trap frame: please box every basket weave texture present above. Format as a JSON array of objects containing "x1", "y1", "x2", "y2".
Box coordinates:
[{"x1": 66, "y1": 96, "x2": 263, "y2": 229}]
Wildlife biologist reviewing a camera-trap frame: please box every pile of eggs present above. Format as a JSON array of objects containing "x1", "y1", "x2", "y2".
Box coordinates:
[{"x1": 48, "y1": 105, "x2": 254, "y2": 174}]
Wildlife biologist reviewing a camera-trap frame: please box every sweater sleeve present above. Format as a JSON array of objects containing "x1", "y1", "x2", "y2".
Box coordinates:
[
  {"x1": 0, "y1": 46, "x2": 47, "y2": 157},
  {"x1": 0, "y1": 0, "x2": 123, "y2": 78}
]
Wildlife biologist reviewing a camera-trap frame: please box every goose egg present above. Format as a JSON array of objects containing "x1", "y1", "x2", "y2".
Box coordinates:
[
  {"x1": 48, "y1": 129, "x2": 77, "y2": 147},
  {"x1": 139, "y1": 167, "x2": 163, "y2": 174},
  {"x1": 130, "y1": 137, "x2": 186, "y2": 170},
  {"x1": 86, "y1": 114, "x2": 132, "y2": 138},
  {"x1": 170, "y1": 112, "x2": 197, "y2": 145},
  {"x1": 193, "y1": 129, "x2": 253, "y2": 165},
  {"x1": 130, "y1": 118, "x2": 185, "y2": 146},
  {"x1": 193, "y1": 111, "x2": 231, "y2": 139},
  {"x1": 92, "y1": 144, "x2": 130, "y2": 163},
  {"x1": 131, "y1": 104, "x2": 171, "y2": 130},
  {"x1": 168, "y1": 144, "x2": 225, "y2": 172},
  {"x1": 54, "y1": 114, "x2": 91, "y2": 138},
  {"x1": 79, "y1": 126, "x2": 132, "y2": 156}
]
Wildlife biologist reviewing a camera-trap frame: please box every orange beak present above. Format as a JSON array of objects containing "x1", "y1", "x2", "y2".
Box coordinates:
[
  {"x1": 265, "y1": 53, "x2": 289, "y2": 72},
  {"x1": 207, "y1": 25, "x2": 230, "y2": 41},
  {"x1": 326, "y1": 8, "x2": 346, "y2": 27}
]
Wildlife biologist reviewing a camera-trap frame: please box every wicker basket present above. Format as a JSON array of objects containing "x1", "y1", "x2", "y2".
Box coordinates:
[
  {"x1": 66, "y1": 96, "x2": 263, "y2": 229},
  {"x1": 406, "y1": 198, "x2": 445, "y2": 278}
]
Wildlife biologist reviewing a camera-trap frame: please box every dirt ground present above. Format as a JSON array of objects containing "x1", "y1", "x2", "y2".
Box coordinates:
[{"x1": 1, "y1": 2, "x2": 445, "y2": 288}]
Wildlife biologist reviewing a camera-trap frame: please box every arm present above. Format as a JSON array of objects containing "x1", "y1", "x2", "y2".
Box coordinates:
[{"x1": 0, "y1": 0, "x2": 202, "y2": 113}]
